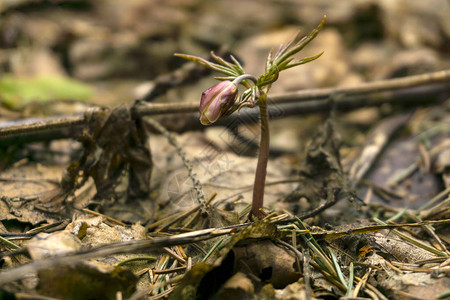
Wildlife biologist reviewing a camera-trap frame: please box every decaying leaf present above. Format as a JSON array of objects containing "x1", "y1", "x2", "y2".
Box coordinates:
[
  {"x1": 281, "y1": 120, "x2": 352, "y2": 217},
  {"x1": 170, "y1": 220, "x2": 301, "y2": 299},
  {"x1": 26, "y1": 231, "x2": 82, "y2": 260},
  {"x1": 37, "y1": 260, "x2": 137, "y2": 300},
  {"x1": 61, "y1": 104, "x2": 153, "y2": 220},
  {"x1": 0, "y1": 163, "x2": 66, "y2": 224},
  {"x1": 21, "y1": 219, "x2": 143, "y2": 300},
  {"x1": 382, "y1": 273, "x2": 450, "y2": 300},
  {"x1": 372, "y1": 232, "x2": 435, "y2": 263}
]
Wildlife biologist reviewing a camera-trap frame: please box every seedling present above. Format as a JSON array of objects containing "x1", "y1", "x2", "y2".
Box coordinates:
[{"x1": 175, "y1": 16, "x2": 326, "y2": 219}]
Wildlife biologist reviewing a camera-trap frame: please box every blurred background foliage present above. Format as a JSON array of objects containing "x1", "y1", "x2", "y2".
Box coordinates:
[{"x1": 0, "y1": 0, "x2": 449, "y2": 111}]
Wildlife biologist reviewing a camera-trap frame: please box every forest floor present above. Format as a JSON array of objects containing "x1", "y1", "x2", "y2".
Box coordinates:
[{"x1": 0, "y1": 1, "x2": 449, "y2": 299}]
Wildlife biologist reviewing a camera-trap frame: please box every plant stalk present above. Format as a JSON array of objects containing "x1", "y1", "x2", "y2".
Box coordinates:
[{"x1": 251, "y1": 92, "x2": 270, "y2": 218}]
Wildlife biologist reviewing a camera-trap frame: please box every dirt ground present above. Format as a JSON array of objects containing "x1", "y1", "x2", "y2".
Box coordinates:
[{"x1": 0, "y1": 1, "x2": 449, "y2": 299}]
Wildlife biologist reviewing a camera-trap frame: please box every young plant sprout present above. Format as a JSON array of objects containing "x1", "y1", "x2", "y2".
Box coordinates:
[{"x1": 175, "y1": 16, "x2": 326, "y2": 219}]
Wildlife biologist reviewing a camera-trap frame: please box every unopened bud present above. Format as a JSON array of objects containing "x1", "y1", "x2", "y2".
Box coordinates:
[{"x1": 199, "y1": 81, "x2": 238, "y2": 125}]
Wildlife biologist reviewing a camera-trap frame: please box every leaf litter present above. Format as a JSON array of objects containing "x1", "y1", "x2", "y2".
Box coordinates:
[{"x1": 0, "y1": 1, "x2": 450, "y2": 299}]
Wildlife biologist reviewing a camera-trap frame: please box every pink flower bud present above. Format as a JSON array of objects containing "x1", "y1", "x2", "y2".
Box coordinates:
[{"x1": 199, "y1": 81, "x2": 238, "y2": 125}]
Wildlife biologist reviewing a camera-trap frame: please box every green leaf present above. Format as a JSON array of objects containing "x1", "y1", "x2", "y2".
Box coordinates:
[
  {"x1": 284, "y1": 52, "x2": 324, "y2": 70},
  {"x1": 0, "y1": 75, "x2": 93, "y2": 109},
  {"x1": 329, "y1": 248, "x2": 347, "y2": 287},
  {"x1": 345, "y1": 262, "x2": 354, "y2": 297},
  {"x1": 174, "y1": 53, "x2": 239, "y2": 77},
  {"x1": 274, "y1": 15, "x2": 326, "y2": 67},
  {"x1": 213, "y1": 76, "x2": 237, "y2": 81},
  {"x1": 276, "y1": 58, "x2": 294, "y2": 72},
  {"x1": 257, "y1": 66, "x2": 279, "y2": 87},
  {"x1": 209, "y1": 52, "x2": 245, "y2": 75},
  {"x1": 230, "y1": 55, "x2": 245, "y2": 73},
  {"x1": 210, "y1": 51, "x2": 234, "y2": 69}
]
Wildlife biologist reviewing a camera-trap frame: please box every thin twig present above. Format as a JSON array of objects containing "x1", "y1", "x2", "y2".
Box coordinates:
[
  {"x1": 373, "y1": 218, "x2": 448, "y2": 257},
  {"x1": 136, "y1": 69, "x2": 450, "y2": 117},
  {"x1": 115, "y1": 256, "x2": 156, "y2": 266},
  {"x1": 1, "y1": 219, "x2": 449, "y2": 285},
  {"x1": 302, "y1": 249, "x2": 313, "y2": 300},
  {"x1": 0, "y1": 113, "x2": 86, "y2": 138},
  {"x1": 272, "y1": 69, "x2": 450, "y2": 103},
  {"x1": 418, "y1": 186, "x2": 450, "y2": 212},
  {"x1": 81, "y1": 208, "x2": 126, "y2": 226},
  {"x1": 161, "y1": 246, "x2": 186, "y2": 265},
  {"x1": 0, "y1": 235, "x2": 21, "y2": 250},
  {"x1": 406, "y1": 212, "x2": 447, "y2": 253},
  {"x1": 143, "y1": 117, "x2": 207, "y2": 213},
  {"x1": 1, "y1": 70, "x2": 448, "y2": 140}
]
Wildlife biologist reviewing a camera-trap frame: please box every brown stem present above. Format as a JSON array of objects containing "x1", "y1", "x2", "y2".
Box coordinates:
[{"x1": 251, "y1": 92, "x2": 270, "y2": 219}]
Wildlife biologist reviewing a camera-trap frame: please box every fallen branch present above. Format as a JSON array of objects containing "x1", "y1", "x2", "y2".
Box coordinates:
[{"x1": 0, "y1": 69, "x2": 449, "y2": 142}]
